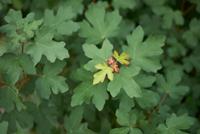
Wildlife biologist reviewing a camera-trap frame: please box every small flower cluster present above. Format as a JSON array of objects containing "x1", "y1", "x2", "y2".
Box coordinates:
[
  {"x1": 107, "y1": 50, "x2": 130, "y2": 73},
  {"x1": 93, "y1": 50, "x2": 130, "y2": 85},
  {"x1": 107, "y1": 57, "x2": 120, "y2": 73}
]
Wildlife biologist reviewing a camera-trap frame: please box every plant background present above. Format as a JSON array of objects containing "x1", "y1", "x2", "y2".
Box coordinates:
[{"x1": 0, "y1": 0, "x2": 200, "y2": 134}]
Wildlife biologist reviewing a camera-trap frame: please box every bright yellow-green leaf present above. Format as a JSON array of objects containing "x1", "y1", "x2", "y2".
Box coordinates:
[
  {"x1": 113, "y1": 50, "x2": 130, "y2": 65},
  {"x1": 93, "y1": 63, "x2": 113, "y2": 85}
]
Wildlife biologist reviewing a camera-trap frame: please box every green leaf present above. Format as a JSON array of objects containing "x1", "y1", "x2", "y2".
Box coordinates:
[
  {"x1": 0, "y1": 1, "x2": 199, "y2": 134},
  {"x1": 0, "y1": 1, "x2": 11, "y2": 10},
  {"x1": 18, "y1": 54, "x2": 36, "y2": 75},
  {"x1": 71, "y1": 82, "x2": 108, "y2": 111},
  {"x1": 110, "y1": 127, "x2": 130, "y2": 134},
  {"x1": 129, "y1": 128, "x2": 143, "y2": 134},
  {"x1": 64, "y1": 107, "x2": 95, "y2": 134},
  {"x1": 112, "y1": 95, "x2": 142, "y2": 134},
  {"x1": 112, "y1": 128, "x2": 142, "y2": 134},
  {"x1": 26, "y1": 102, "x2": 58, "y2": 134},
  {"x1": 191, "y1": 0, "x2": 200, "y2": 13},
  {"x1": 183, "y1": 49, "x2": 200, "y2": 72},
  {"x1": 62, "y1": 0, "x2": 84, "y2": 15},
  {"x1": 135, "y1": 74, "x2": 156, "y2": 88},
  {"x1": 25, "y1": 32, "x2": 69, "y2": 64},
  {"x1": 0, "y1": 121, "x2": 8, "y2": 134},
  {"x1": 143, "y1": 0, "x2": 166, "y2": 7},
  {"x1": 79, "y1": 3, "x2": 121, "y2": 44},
  {"x1": 0, "y1": 86, "x2": 25, "y2": 112},
  {"x1": 70, "y1": 68, "x2": 92, "y2": 82},
  {"x1": 107, "y1": 65, "x2": 141, "y2": 98},
  {"x1": 183, "y1": 18, "x2": 200, "y2": 47},
  {"x1": 153, "y1": 6, "x2": 184, "y2": 29},
  {"x1": 44, "y1": 6, "x2": 79, "y2": 36},
  {"x1": 36, "y1": 76, "x2": 68, "y2": 99},
  {"x1": 0, "y1": 37, "x2": 7, "y2": 56},
  {"x1": 113, "y1": 0, "x2": 136, "y2": 9},
  {"x1": 157, "y1": 114, "x2": 195, "y2": 134},
  {"x1": 126, "y1": 26, "x2": 165, "y2": 72},
  {"x1": 83, "y1": 39, "x2": 113, "y2": 71},
  {"x1": 136, "y1": 90, "x2": 160, "y2": 109},
  {"x1": 35, "y1": 61, "x2": 68, "y2": 99},
  {"x1": 64, "y1": 107, "x2": 83, "y2": 131},
  {"x1": 156, "y1": 68, "x2": 189, "y2": 99},
  {"x1": 116, "y1": 94, "x2": 135, "y2": 126},
  {"x1": 167, "y1": 36, "x2": 187, "y2": 58},
  {"x1": 13, "y1": 122, "x2": 30, "y2": 134},
  {"x1": 0, "y1": 9, "x2": 43, "y2": 53},
  {"x1": 0, "y1": 54, "x2": 36, "y2": 84},
  {"x1": 2, "y1": 110, "x2": 33, "y2": 133}
]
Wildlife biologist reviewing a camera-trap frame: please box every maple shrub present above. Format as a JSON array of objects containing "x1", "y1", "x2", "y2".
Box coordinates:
[{"x1": 0, "y1": 0, "x2": 200, "y2": 134}]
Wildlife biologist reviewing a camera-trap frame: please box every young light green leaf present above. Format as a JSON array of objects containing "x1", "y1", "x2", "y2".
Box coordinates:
[
  {"x1": 113, "y1": 51, "x2": 130, "y2": 65},
  {"x1": 93, "y1": 63, "x2": 113, "y2": 85}
]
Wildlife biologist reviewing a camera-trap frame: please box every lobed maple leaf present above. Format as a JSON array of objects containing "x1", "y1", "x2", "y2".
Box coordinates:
[
  {"x1": 113, "y1": 50, "x2": 130, "y2": 65},
  {"x1": 93, "y1": 63, "x2": 113, "y2": 85}
]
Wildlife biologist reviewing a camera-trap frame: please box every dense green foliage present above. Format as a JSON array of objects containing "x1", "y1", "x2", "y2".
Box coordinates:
[{"x1": 0, "y1": 0, "x2": 200, "y2": 133}]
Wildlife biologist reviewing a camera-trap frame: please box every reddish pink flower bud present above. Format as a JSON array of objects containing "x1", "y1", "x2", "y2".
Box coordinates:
[
  {"x1": 107, "y1": 57, "x2": 115, "y2": 65},
  {"x1": 111, "y1": 62, "x2": 120, "y2": 73}
]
